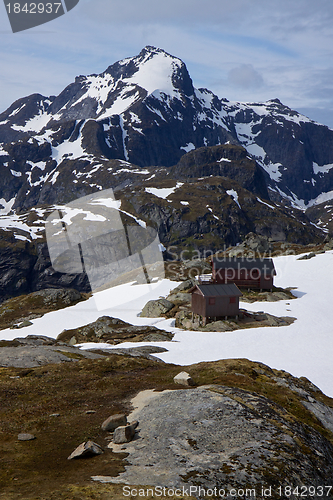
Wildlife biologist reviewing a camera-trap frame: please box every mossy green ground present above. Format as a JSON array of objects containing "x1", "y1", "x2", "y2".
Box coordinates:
[{"x1": 0, "y1": 356, "x2": 333, "y2": 499}]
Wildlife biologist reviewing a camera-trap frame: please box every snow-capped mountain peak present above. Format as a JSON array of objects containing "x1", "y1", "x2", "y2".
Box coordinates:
[
  {"x1": 0, "y1": 46, "x2": 195, "y2": 136},
  {"x1": 1, "y1": 46, "x2": 333, "y2": 220},
  {"x1": 104, "y1": 46, "x2": 192, "y2": 95}
]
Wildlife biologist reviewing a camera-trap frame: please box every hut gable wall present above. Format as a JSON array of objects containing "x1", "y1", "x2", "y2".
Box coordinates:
[
  {"x1": 191, "y1": 291, "x2": 206, "y2": 317},
  {"x1": 190, "y1": 284, "x2": 241, "y2": 319}
]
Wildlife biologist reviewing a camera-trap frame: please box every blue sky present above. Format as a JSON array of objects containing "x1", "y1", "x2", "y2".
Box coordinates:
[{"x1": 1, "y1": 0, "x2": 333, "y2": 127}]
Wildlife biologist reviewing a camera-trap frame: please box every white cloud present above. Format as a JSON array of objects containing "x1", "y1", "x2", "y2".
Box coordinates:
[{"x1": 227, "y1": 64, "x2": 264, "y2": 90}]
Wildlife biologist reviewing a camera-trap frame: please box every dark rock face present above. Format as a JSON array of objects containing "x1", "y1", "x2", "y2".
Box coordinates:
[
  {"x1": 0, "y1": 239, "x2": 38, "y2": 301},
  {"x1": 119, "y1": 175, "x2": 323, "y2": 256},
  {"x1": 171, "y1": 144, "x2": 269, "y2": 199},
  {"x1": 0, "y1": 232, "x2": 90, "y2": 305},
  {"x1": 30, "y1": 242, "x2": 90, "y2": 293}
]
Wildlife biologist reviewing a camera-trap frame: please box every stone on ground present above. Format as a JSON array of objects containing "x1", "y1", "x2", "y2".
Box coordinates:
[
  {"x1": 67, "y1": 440, "x2": 103, "y2": 460},
  {"x1": 101, "y1": 413, "x2": 127, "y2": 432}
]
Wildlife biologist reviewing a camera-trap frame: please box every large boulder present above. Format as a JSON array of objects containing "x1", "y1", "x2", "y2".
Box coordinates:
[
  {"x1": 140, "y1": 298, "x2": 174, "y2": 318},
  {"x1": 173, "y1": 371, "x2": 195, "y2": 386}
]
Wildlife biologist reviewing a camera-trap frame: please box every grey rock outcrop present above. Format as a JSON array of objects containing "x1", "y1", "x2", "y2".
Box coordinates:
[
  {"x1": 0, "y1": 336, "x2": 169, "y2": 368},
  {"x1": 227, "y1": 232, "x2": 273, "y2": 256},
  {"x1": 324, "y1": 238, "x2": 333, "y2": 250},
  {"x1": 96, "y1": 385, "x2": 333, "y2": 492},
  {"x1": 57, "y1": 316, "x2": 173, "y2": 344},
  {"x1": 166, "y1": 292, "x2": 191, "y2": 305},
  {"x1": 171, "y1": 279, "x2": 197, "y2": 292},
  {"x1": 104, "y1": 346, "x2": 168, "y2": 362},
  {"x1": 0, "y1": 336, "x2": 105, "y2": 368},
  {"x1": 140, "y1": 298, "x2": 174, "y2": 318}
]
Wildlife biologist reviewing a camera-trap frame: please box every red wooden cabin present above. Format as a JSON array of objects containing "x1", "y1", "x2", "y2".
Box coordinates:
[
  {"x1": 190, "y1": 283, "x2": 242, "y2": 325},
  {"x1": 211, "y1": 257, "x2": 276, "y2": 290}
]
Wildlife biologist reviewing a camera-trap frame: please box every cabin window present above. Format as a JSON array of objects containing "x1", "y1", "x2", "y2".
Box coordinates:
[
  {"x1": 209, "y1": 297, "x2": 215, "y2": 305},
  {"x1": 229, "y1": 296, "x2": 236, "y2": 304}
]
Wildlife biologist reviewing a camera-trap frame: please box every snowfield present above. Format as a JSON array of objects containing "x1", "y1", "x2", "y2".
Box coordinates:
[{"x1": 1, "y1": 252, "x2": 333, "y2": 398}]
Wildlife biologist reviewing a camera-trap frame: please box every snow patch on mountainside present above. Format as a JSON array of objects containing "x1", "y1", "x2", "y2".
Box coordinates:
[
  {"x1": 98, "y1": 87, "x2": 141, "y2": 119},
  {"x1": 276, "y1": 186, "x2": 333, "y2": 211},
  {"x1": 11, "y1": 109, "x2": 51, "y2": 133},
  {"x1": 181, "y1": 143, "x2": 195, "y2": 153},
  {"x1": 262, "y1": 162, "x2": 283, "y2": 182},
  {"x1": 0, "y1": 197, "x2": 15, "y2": 215},
  {"x1": 74, "y1": 75, "x2": 112, "y2": 114},
  {"x1": 226, "y1": 189, "x2": 241, "y2": 209},
  {"x1": 313, "y1": 162, "x2": 333, "y2": 175},
  {"x1": 51, "y1": 128, "x2": 86, "y2": 163},
  {"x1": 256, "y1": 198, "x2": 276, "y2": 210},
  {"x1": 145, "y1": 182, "x2": 184, "y2": 200},
  {"x1": 0, "y1": 212, "x2": 44, "y2": 240},
  {"x1": 217, "y1": 157, "x2": 232, "y2": 163}
]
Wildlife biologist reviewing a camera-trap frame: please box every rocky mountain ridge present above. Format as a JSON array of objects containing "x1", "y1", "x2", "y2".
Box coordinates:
[
  {"x1": 0, "y1": 46, "x2": 332, "y2": 302},
  {"x1": 1, "y1": 45, "x2": 333, "y2": 213}
]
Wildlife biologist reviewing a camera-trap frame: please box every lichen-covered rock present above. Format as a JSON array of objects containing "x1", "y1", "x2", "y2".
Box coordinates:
[
  {"x1": 103, "y1": 385, "x2": 333, "y2": 492},
  {"x1": 171, "y1": 279, "x2": 197, "y2": 292},
  {"x1": 57, "y1": 316, "x2": 173, "y2": 344},
  {"x1": 166, "y1": 292, "x2": 191, "y2": 305},
  {"x1": 140, "y1": 298, "x2": 174, "y2": 318},
  {"x1": 202, "y1": 320, "x2": 234, "y2": 332}
]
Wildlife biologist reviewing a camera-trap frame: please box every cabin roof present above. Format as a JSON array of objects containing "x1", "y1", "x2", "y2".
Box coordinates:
[
  {"x1": 191, "y1": 283, "x2": 242, "y2": 297},
  {"x1": 212, "y1": 257, "x2": 276, "y2": 274}
]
